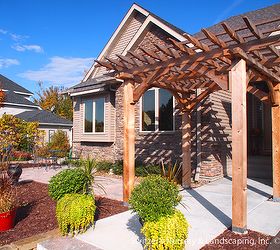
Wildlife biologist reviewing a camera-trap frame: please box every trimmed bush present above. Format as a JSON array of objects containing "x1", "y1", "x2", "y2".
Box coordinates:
[
  {"x1": 142, "y1": 210, "x2": 189, "y2": 250},
  {"x1": 56, "y1": 194, "x2": 95, "y2": 235},
  {"x1": 129, "y1": 175, "x2": 181, "y2": 222},
  {"x1": 48, "y1": 168, "x2": 88, "y2": 200}
]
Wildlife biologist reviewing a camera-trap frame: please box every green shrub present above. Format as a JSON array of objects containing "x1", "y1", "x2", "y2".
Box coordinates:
[
  {"x1": 56, "y1": 194, "x2": 95, "y2": 235},
  {"x1": 78, "y1": 158, "x2": 97, "y2": 194},
  {"x1": 135, "y1": 164, "x2": 161, "y2": 177},
  {"x1": 142, "y1": 210, "x2": 189, "y2": 250},
  {"x1": 48, "y1": 168, "x2": 89, "y2": 200},
  {"x1": 129, "y1": 175, "x2": 181, "y2": 222},
  {"x1": 95, "y1": 161, "x2": 114, "y2": 173},
  {"x1": 112, "y1": 161, "x2": 123, "y2": 175},
  {"x1": 65, "y1": 159, "x2": 83, "y2": 168},
  {"x1": 161, "y1": 161, "x2": 182, "y2": 184},
  {"x1": 110, "y1": 161, "x2": 161, "y2": 177}
]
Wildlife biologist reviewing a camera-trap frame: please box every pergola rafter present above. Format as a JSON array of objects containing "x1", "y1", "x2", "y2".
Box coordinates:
[{"x1": 95, "y1": 15, "x2": 280, "y2": 233}]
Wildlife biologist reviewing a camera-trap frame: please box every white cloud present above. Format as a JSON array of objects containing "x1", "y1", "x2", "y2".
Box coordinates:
[
  {"x1": 10, "y1": 33, "x2": 29, "y2": 41},
  {"x1": 0, "y1": 58, "x2": 20, "y2": 68},
  {"x1": 12, "y1": 44, "x2": 44, "y2": 53},
  {"x1": 19, "y1": 56, "x2": 94, "y2": 86},
  {"x1": 0, "y1": 29, "x2": 7, "y2": 35}
]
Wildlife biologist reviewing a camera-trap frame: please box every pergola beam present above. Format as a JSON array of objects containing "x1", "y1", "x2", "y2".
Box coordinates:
[
  {"x1": 230, "y1": 47, "x2": 280, "y2": 83},
  {"x1": 115, "y1": 34, "x2": 280, "y2": 76}
]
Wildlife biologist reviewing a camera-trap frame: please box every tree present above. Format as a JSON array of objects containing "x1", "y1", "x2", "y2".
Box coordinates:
[
  {"x1": 48, "y1": 130, "x2": 70, "y2": 157},
  {"x1": 0, "y1": 114, "x2": 42, "y2": 153},
  {"x1": 34, "y1": 82, "x2": 73, "y2": 120}
]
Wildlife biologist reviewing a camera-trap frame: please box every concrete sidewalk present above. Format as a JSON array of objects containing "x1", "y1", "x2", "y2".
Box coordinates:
[
  {"x1": 71, "y1": 177, "x2": 279, "y2": 250},
  {"x1": 34, "y1": 171, "x2": 279, "y2": 249}
]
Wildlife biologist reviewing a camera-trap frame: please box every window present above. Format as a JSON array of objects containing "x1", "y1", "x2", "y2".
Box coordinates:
[
  {"x1": 84, "y1": 98, "x2": 105, "y2": 133},
  {"x1": 49, "y1": 130, "x2": 55, "y2": 142},
  {"x1": 141, "y1": 88, "x2": 174, "y2": 132}
]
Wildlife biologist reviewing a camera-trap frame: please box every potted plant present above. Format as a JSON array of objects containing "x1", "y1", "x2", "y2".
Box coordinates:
[{"x1": 0, "y1": 172, "x2": 16, "y2": 231}]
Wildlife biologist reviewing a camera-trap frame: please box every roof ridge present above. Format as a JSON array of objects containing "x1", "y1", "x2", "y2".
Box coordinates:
[{"x1": 133, "y1": 2, "x2": 186, "y2": 35}]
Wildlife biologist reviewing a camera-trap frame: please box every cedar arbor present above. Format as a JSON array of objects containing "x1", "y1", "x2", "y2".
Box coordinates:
[{"x1": 96, "y1": 16, "x2": 280, "y2": 233}]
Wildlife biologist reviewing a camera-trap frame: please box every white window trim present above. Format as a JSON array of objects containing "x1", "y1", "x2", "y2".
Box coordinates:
[
  {"x1": 83, "y1": 97, "x2": 106, "y2": 134},
  {"x1": 48, "y1": 130, "x2": 55, "y2": 142},
  {"x1": 140, "y1": 88, "x2": 175, "y2": 133}
]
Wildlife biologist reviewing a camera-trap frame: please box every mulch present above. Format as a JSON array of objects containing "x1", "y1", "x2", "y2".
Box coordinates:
[
  {"x1": 201, "y1": 229, "x2": 273, "y2": 250},
  {"x1": 0, "y1": 181, "x2": 128, "y2": 246}
]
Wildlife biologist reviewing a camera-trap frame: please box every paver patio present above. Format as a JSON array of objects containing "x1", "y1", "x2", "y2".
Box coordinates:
[
  {"x1": 37, "y1": 176, "x2": 279, "y2": 250},
  {"x1": 20, "y1": 167, "x2": 123, "y2": 200}
]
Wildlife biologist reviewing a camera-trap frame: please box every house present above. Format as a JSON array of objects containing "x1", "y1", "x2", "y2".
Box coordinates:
[
  {"x1": 68, "y1": 3, "x2": 279, "y2": 183},
  {"x1": 0, "y1": 74, "x2": 73, "y2": 143}
]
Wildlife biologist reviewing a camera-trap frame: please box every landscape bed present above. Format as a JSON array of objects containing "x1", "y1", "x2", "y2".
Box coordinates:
[
  {"x1": 0, "y1": 181, "x2": 128, "y2": 246},
  {"x1": 201, "y1": 229, "x2": 273, "y2": 250}
]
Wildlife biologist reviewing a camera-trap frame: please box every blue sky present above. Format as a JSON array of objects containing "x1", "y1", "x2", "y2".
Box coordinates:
[{"x1": 0, "y1": 0, "x2": 279, "y2": 94}]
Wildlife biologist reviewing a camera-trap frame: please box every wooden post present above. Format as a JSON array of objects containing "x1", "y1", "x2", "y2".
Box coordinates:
[
  {"x1": 195, "y1": 88, "x2": 202, "y2": 181},
  {"x1": 230, "y1": 59, "x2": 248, "y2": 233},
  {"x1": 123, "y1": 79, "x2": 135, "y2": 202},
  {"x1": 182, "y1": 110, "x2": 192, "y2": 188},
  {"x1": 272, "y1": 103, "x2": 280, "y2": 201}
]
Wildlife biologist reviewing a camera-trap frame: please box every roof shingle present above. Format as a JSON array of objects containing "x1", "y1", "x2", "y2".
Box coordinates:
[
  {"x1": 0, "y1": 74, "x2": 33, "y2": 95},
  {"x1": 15, "y1": 110, "x2": 73, "y2": 126}
]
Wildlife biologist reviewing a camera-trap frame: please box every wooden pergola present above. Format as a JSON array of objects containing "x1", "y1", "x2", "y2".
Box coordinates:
[{"x1": 96, "y1": 15, "x2": 280, "y2": 233}]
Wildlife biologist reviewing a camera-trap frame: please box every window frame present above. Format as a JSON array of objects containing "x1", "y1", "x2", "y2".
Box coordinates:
[
  {"x1": 83, "y1": 97, "x2": 106, "y2": 134},
  {"x1": 48, "y1": 129, "x2": 55, "y2": 142},
  {"x1": 140, "y1": 88, "x2": 175, "y2": 133}
]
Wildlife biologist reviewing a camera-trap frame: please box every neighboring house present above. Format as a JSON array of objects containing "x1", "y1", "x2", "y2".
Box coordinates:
[
  {"x1": 0, "y1": 74, "x2": 73, "y2": 143},
  {"x1": 0, "y1": 74, "x2": 40, "y2": 115},
  {"x1": 16, "y1": 110, "x2": 73, "y2": 144},
  {"x1": 68, "y1": 3, "x2": 279, "y2": 182}
]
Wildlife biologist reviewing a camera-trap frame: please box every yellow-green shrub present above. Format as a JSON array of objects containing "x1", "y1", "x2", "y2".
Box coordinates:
[
  {"x1": 56, "y1": 193, "x2": 95, "y2": 235},
  {"x1": 141, "y1": 210, "x2": 189, "y2": 250}
]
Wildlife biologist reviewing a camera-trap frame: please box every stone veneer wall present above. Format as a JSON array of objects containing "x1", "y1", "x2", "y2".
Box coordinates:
[{"x1": 73, "y1": 87, "x2": 232, "y2": 181}]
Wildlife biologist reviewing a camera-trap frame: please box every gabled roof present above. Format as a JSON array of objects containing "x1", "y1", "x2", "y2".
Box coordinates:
[
  {"x1": 4, "y1": 91, "x2": 40, "y2": 108},
  {"x1": 71, "y1": 2, "x2": 280, "y2": 95},
  {"x1": 194, "y1": 3, "x2": 280, "y2": 40},
  {"x1": 82, "y1": 3, "x2": 187, "y2": 83},
  {"x1": 69, "y1": 75, "x2": 117, "y2": 96},
  {"x1": 16, "y1": 110, "x2": 73, "y2": 126},
  {"x1": 0, "y1": 74, "x2": 33, "y2": 95}
]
